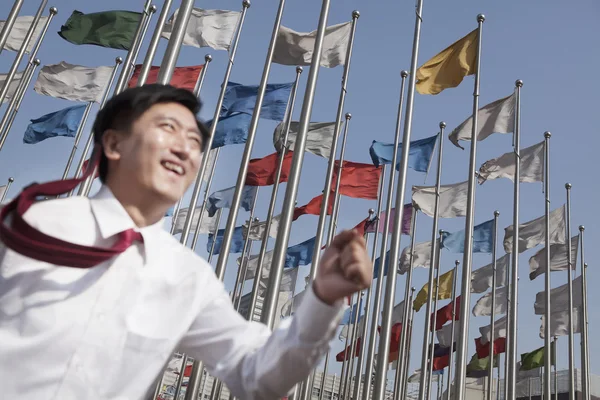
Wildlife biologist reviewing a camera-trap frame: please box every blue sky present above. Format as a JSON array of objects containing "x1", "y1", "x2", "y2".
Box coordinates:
[{"x1": 1, "y1": 0, "x2": 598, "y2": 391}]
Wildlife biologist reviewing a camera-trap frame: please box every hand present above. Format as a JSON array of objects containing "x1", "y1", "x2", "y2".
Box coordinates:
[{"x1": 313, "y1": 230, "x2": 373, "y2": 305}]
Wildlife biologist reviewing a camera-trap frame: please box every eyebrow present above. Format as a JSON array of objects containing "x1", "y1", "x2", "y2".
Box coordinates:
[{"x1": 156, "y1": 115, "x2": 201, "y2": 136}]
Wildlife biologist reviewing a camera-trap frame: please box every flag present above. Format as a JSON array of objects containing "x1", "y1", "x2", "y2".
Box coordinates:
[
  {"x1": 244, "y1": 236, "x2": 316, "y2": 279},
  {"x1": 516, "y1": 363, "x2": 541, "y2": 382},
  {"x1": 391, "y1": 300, "x2": 405, "y2": 325},
  {"x1": 479, "y1": 316, "x2": 507, "y2": 345},
  {"x1": 207, "y1": 185, "x2": 257, "y2": 217},
  {"x1": 162, "y1": 8, "x2": 240, "y2": 51},
  {"x1": 449, "y1": 93, "x2": 515, "y2": 149},
  {"x1": 472, "y1": 286, "x2": 508, "y2": 317},
  {"x1": 432, "y1": 342, "x2": 456, "y2": 358},
  {"x1": 0, "y1": 185, "x2": 7, "y2": 201},
  {"x1": 172, "y1": 207, "x2": 218, "y2": 235},
  {"x1": 245, "y1": 151, "x2": 293, "y2": 186},
  {"x1": 336, "y1": 337, "x2": 362, "y2": 362},
  {"x1": 369, "y1": 135, "x2": 438, "y2": 172},
  {"x1": 333, "y1": 161, "x2": 382, "y2": 200},
  {"x1": 340, "y1": 315, "x2": 365, "y2": 340},
  {"x1": 209, "y1": 112, "x2": 252, "y2": 149},
  {"x1": 529, "y1": 235, "x2": 578, "y2": 280},
  {"x1": 534, "y1": 276, "x2": 582, "y2": 315},
  {"x1": 127, "y1": 65, "x2": 203, "y2": 91},
  {"x1": 34, "y1": 61, "x2": 113, "y2": 103},
  {"x1": 520, "y1": 344, "x2": 555, "y2": 371},
  {"x1": 467, "y1": 354, "x2": 498, "y2": 377},
  {"x1": 503, "y1": 205, "x2": 566, "y2": 253},
  {"x1": 274, "y1": 22, "x2": 352, "y2": 68},
  {"x1": 478, "y1": 141, "x2": 544, "y2": 184},
  {"x1": 58, "y1": 10, "x2": 142, "y2": 50},
  {"x1": 412, "y1": 181, "x2": 468, "y2": 218},
  {"x1": 243, "y1": 214, "x2": 280, "y2": 242},
  {"x1": 399, "y1": 240, "x2": 434, "y2": 274},
  {"x1": 0, "y1": 70, "x2": 24, "y2": 103},
  {"x1": 540, "y1": 308, "x2": 581, "y2": 339},
  {"x1": 471, "y1": 254, "x2": 509, "y2": 294},
  {"x1": 340, "y1": 300, "x2": 363, "y2": 325},
  {"x1": 221, "y1": 82, "x2": 293, "y2": 121},
  {"x1": 441, "y1": 219, "x2": 494, "y2": 253},
  {"x1": 365, "y1": 204, "x2": 413, "y2": 235},
  {"x1": 475, "y1": 337, "x2": 506, "y2": 359},
  {"x1": 273, "y1": 121, "x2": 336, "y2": 158},
  {"x1": 353, "y1": 217, "x2": 375, "y2": 237},
  {"x1": 1, "y1": 15, "x2": 48, "y2": 53},
  {"x1": 207, "y1": 226, "x2": 245, "y2": 255},
  {"x1": 293, "y1": 194, "x2": 333, "y2": 221},
  {"x1": 416, "y1": 28, "x2": 479, "y2": 95},
  {"x1": 413, "y1": 268, "x2": 455, "y2": 312},
  {"x1": 258, "y1": 267, "x2": 297, "y2": 297},
  {"x1": 431, "y1": 296, "x2": 461, "y2": 331},
  {"x1": 433, "y1": 354, "x2": 450, "y2": 371},
  {"x1": 437, "y1": 322, "x2": 459, "y2": 348},
  {"x1": 23, "y1": 105, "x2": 87, "y2": 144},
  {"x1": 280, "y1": 290, "x2": 305, "y2": 317}
]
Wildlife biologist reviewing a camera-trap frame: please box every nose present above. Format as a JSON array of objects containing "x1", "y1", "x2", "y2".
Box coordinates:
[{"x1": 171, "y1": 133, "x2": 191, "y2": 161}]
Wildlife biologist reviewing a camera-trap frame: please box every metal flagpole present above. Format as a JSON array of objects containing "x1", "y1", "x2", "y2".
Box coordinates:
[
  {"x1": 233, "y1": 227, "x2": 257, "y2": 310},
  {"x1": 228, "y1": 218, "x2": 256, "y2": 304},
  {"x1": 130, "y1": 5, "x2": 156, "y2": 69},
  {"x1": 418, "y1": 123, "x2": 446, "y2": 400},
  {"x1": 173, "y1": 354, "x2": 189, "y2": 400},
  {"x1": 0, "y1": 177, "x2": 13, "y2": 203},
  {"x1": 564, "y1": 183, "x2": 575, "y2": 400},
  {"x1": 488, "y1": 211, "x2": 500, "y2": 400},
  {"x1": 504, "y1": 263, "x2": 512, "y2": 400},
  {"x1": 337, "y1": 296, "x2": 357, "y2": 400},
  {"x1": 137, "y1": 0, "x2": 174, "y2": 86},
  {"x1": 343, "y1": 290, "x2": 364, "y2": 399},
  {"x1": 361, "y1": 69, "x2": 409, "y2": 400},
  {"x1": 0, "y1": 0, "x2": 24, "y2": 56},
  {"x1": 0, "y1": 58, "x2": 39, "y2": 143},
  {"x1": 579, "y1": 226, "x2": 590, "y2": 400},
  {"x1": 178, "y1": 1, "x2": 249, "y2": 244},
  {"x1": 426, "y1": 239, "x2": 443, "y2": 400},
  {"x1": 445, "y1": 260, "x2": 460, "y2": 400},
  {"x1": 507, "y1": 79, "x2": 523, "y2": 399},
  {"x1": 543, "y1": 131, "x2": 552, "y2": 400},
  {"x1": 326, "y1": 113, "x2": 351, "y2": 245},
  {"x1": 246, "y1": 66, "x2": 303, "y2": 319},
  {"x1": 0, "y1": 0, "x2": 46, "y2": 106},
  {"x1": 453, "y1": 15, "x2": 485, "y2": 400},
  {"x1": 401, "y1": 287, "x2": 417, "y2": 400},
  {"x1": 338, "y1": 314, "x2": 353, "y2": 398},
  {"x1": 189, "y1": 148, "x2": 221, "y2": 248},
  {"x1": 155, "y1": 0, "x2": 194, "y2": 85},
  {"x1": 61, "y1": 102, "x2": 94, "y2": 180},
  {"x1": 553, "y1": 337, "x2": 558, "y2": 400}
]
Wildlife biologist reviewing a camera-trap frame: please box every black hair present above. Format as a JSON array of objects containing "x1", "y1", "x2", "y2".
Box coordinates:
[{"x1": 92, "y1": 84, "x2": 209, "y2": 183}]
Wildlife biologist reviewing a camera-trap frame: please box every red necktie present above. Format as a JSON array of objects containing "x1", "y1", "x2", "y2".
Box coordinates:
[{"x1": 0, "y1": 148, "x2": 143, "y2": 268}]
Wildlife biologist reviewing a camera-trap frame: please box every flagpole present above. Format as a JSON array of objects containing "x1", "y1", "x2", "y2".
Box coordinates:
[
  {"x1": 234, "y1": 232, "x2": 257, "y2": 310},
  {"x1": 189, "y1": 148, "x2": 221, "y2": 248},
  {"x1": 1, "y1": 177, "x2": 13, "y2": 202},
  {"x1": 137, "y1": 0, "x2": 174, "y2": 86},
  {"x1": 418, "y1": 122, "x2": 446, "y2": 400},
  {"x1": 578, "y1": 226, "x2": 590, "y2": 400},
  {"x1": 172, "y1": 354, "x2": 189, "y2": 400},
  {"x1": 553, "y1": 337, "x2": 558, "y2": 400},
  {"x1": 0, "y1": 0, "x2": 24, "y2": 56},
  {"x1": 337, "y1": 295, "x2": 356, "y2": 399},
  {"x1": 426, "y1": 238, "x2": 443, "y2": 400},
  {"x1": 130, "y1": 5, "x2": 156, "y2": 68},
  {"x1": 453, "y1": 15, "x2": 485, "y2": 400},
  {"x1": 543, "y1": 131, "x2": 552, "y2": 400},
  {"x1": 229, "y1": 218, "x2": 256, "y2": 304},
  {"x1": 361, "y1": 68, "x2": 410, "y2": 400},
  {"x1": 561, "y1": 183, "x2": 575, "y2": 400},
  {"x1": 326, "y1": 113, "x2": 351, "y2": 244},
  {"x1": 246, "y1": 66, "x2": 303, "y2": 319},
  {"x1": 445, "y1": 260, "x2": 460, "y2": 400},
  {"x1": 155, "y1": 0, "x2": 194, "y2": 85},
  {"x1": 178, "y1": 1, "x2": 249, "y2": 245},
  {"x1": 61, "y1": 102, "x2": 94, "y2": 179},
  {"x1": 401, "y1": 287, "x2": 417, "y2": 399},
  {"x1": 488, "y1": 210, "x2": 500, "y2": 400},
  {"x1": 343, "y1": 290, "x2": 364, "y2": 399}
]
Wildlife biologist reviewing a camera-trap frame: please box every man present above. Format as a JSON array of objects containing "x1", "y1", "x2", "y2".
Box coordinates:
[{"x1": 0, "y1": 84, "x2": 372, "y2": 400}]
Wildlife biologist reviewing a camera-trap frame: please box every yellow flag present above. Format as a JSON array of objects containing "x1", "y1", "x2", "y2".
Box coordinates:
[
  {"x1": 413, "y1": 268, "x2": 454, "y2": 311},
  {"x1": 416, "y1": 28, "x2": 479, "y2": 95}
]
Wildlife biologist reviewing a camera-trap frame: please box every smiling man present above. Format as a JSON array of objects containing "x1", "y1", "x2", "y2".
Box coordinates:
[{"x1": 0, "y1": 84, "x2": 373, "y2": 400}]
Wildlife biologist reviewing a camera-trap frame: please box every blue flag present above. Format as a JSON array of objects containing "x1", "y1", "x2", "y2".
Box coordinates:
[
  {"x1": 284, "y1": 236, "x2": 316, "y2": 268},
  {"x1": 207, "y1": 226, "x2": 245, "y2": 255},
  {"x1": 369, "y1": 134, "x2": 438, "y2": 172},
  {"x1": 209, "y1": 112, "x2": 251, "y2": 149},
  {"x1": 221, "y1": 82, "x2": 293, "y2": 121},
  {"x1": 23, "y1": 104, "x2": 87, "y2": 144},
  {"x1": 207, "y1": 185, "x2": 258, "y2": 217},
  {"x1": 440, "y1": 219, "x2": 494, "y2": 253},
  {"x1": 373, "y1": 249, "x2": 391, "y2": 278},
  {"x1": 340, "y1": 299, "x2": 364, "y2": 325}
]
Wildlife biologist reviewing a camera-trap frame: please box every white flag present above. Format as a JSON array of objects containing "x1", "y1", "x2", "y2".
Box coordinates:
[
  {"x1": 399, "y1": 240, "x2": 434, "y2": 274},
  {"x1": 273, "y1": 121, "x2": 336, "y2": 158},
  {"x1": 449, "y1": 93, "x2": 515, "y2": 149},
  {"x1": 503, "y1": 205, "x2": 566, "y2": 253},
  {"x1": 479, "y1": 315, "x2": 507, "y2": 345},
  {"x1": 258, "y1": 267, "x2": 297, "y2": 297},
  {"x1": 0, "y1": 71, "x2": 24, "y2": 103},
  {"x1": 173, "y1": 207, "x2": 218, "y2": 235},
  {"x1": 0, "y1": 185, "x2": 6, "y2": 200},
  {"x1": 280, "y1": 289, "x2": 305, "y2": 317},
  {"x1": 472, "y1": 286, "x2": 508, "y2": 317},
  {"x1": 534, "y1": 275, "x2": 582, "y2": 315},
  {"x1": 412, "y1": 181, "x2": 468, "y2": 218},
  {"x1": 471, "y1": 254, "x2": 509, "y2": 294},
  {"x1": 408, "y1": 369, "x2": 422, "y2": 383},
  {"x1": 437, "y1": 322, "x2": 459, "y2": 347},
  {"x1": 391, "y1": 300, "x2": 405, "y2": 325},
  {"x1": 339, "y1": 315, "x2": 365, "y2": 341},
  {"x1": 539, "y1": 308, "x2": 581, "y2": 339},
  {"x1": 243, "y1": 214, "x2": 280, "y2": 241},
  {"x1": 34, "y1": 61, "x2": 113, "y2": 103},
  {"x1": 529, "y1": 235, "x2": 578, "y2": 280},
  {"x1": 273, "y1": 22, "x2": 352, "y2": 68},
  {"x1": 201, "y1": 149, "x2": 217, "y2": 184},
  {"x1": 162, "y1": 8, "x2": 240, "y2": 51},
  {"x1": 478, "y1": 141, "x2": 544, "y2": 184},
  {"x1": 0, "y1": 16, "x2": 48, "y2": 53}
]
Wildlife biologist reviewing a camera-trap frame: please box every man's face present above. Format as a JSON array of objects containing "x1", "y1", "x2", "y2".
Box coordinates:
[{"x1": 106, "y1": 102, "x2": 203, "y2": 204}]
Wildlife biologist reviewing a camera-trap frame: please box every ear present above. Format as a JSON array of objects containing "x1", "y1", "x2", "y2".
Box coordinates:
[{"x1": 102, "y1": 129, "x2": 124, "y2": 162}]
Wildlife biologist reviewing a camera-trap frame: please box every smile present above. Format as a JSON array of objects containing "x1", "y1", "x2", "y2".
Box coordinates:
[{"x1": 162, "y1": 160, "x2": 185, "y2": 176}]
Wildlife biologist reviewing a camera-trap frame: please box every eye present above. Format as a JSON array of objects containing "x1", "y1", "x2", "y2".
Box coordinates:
[
  {"x1": 161, "y1": 122, "x2": 175, "y2": 131},
  {"x1": 188, "y1": 134, "x2": 202, "y2": 149}
]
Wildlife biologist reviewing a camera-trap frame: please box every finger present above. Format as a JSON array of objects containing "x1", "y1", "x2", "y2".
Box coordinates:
[{"x1": 329, "y1": 229, "x2": 361, "y2": 251}]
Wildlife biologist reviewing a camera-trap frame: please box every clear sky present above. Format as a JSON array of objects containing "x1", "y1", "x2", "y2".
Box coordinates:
[{"x1": 1, "y1": 0, "x2": 598, "y2": 393}]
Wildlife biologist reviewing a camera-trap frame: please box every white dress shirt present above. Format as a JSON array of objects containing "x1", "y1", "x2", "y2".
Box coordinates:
[{"x1": 0, "y1": 186, "x2": 344, "y2": 400}]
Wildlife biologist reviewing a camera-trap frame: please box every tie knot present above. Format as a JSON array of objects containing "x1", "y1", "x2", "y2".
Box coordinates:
[{"x1": 120, "y1": 229, "x2": 144, "y2": 247}]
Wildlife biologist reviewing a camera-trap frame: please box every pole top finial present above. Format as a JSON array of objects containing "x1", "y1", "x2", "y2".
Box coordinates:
[
  {"x1": 411, "y1": 287, "x2": 416, "y2": 292},
  {"x1": 205, "y1": 54, "x2": 212, "y2": 62},
  {"x1": 254, "y1": 217, "x2": 260, "y2": 222},
  {"x1": 579, "y1": 225, "x2": 585, "y2": 232},
  {"x1": 296, "y1": 66, "x2": 303, "y2": 74},
  {"x1": 455, "y1": 260, "x2": 460, "y2": 266},
  {"x1": 400, "y1": 70, "x2": 408, "y2": 78},
  {"x1": 345, "y1": 113, "x2": 352, "y2": 120},
  {"x1": 149, "y1": 4, "x2": 157, "y2": 13},
  {"x1": 565, "y1": 183, "x2": 572, "y2": 189},
  {"x1": 33, "y1": 58, "x2": 41, "y2": 65},
  {"x1": 439, "y1": 121, "x2": 446, "y2": 129},
  {"x1": 115, "y1": 57, "x2": 123, "y2": 64},
  {"x1": 477, "y1": 14, "x2": 485, "y2": 22},
  {"x1": 494, "y1": 210, "x2": 500, "y2": 217},
  {"x1": 584, "y1": 263, "x2": 588, "y2": 268},
  {"x1": 242, "y1": 0, "x2": 251, "y2": 8},
  {"x1": 49, "y1": 6, "x2": 58, "y2": 15},
  {"x1": 544, "y1": 131, "x2": 552, "y2": 138},
  {"x1": 515, "y1": 79, "x2": 523, "y2": 87},
  {"x1": 368, "y1": 208, "x2": 375, "y2": 215},
  {"x1": 439, "y1": 229, "x2": 445, "y2": 235},
  {"x1": 352, "y1": 10, "x2": 360, "y2": 19},
  {"x1": 8, "y1": 177, "x2": 14, "y2": 183}
]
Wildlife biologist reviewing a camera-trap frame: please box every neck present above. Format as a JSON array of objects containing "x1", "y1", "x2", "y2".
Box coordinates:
[{"x1": 105, "y1": 181, "x2": 167, "y2": 228}]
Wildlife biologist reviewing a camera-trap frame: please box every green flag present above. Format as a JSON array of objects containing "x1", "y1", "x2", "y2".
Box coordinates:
[
  {"x1": 467, "y1": 353, "x2": 498, "y2": 377},
  {"x1": 520, "y1": 342, "x2": 556, "y2": 371},
  {"x1": 58, "y1": 10, "x2": 142, "y2": 50}
]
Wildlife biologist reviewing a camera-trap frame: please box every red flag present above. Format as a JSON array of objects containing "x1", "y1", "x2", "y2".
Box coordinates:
[
  {"x1": 336, "y1": 337, "x2": 362, "y2": 362},
  {"x1": 245, "y1": 151, "x2": 294, "y2": 186},
  {"x1": 174, "y1": 364, "x2": 193, "y2": 377},
  {"x1": 433, "y1": 354, "x2": 450, "y2": 371},
  {"x1": 331, "y1": 161, "x2": 382, "y2": 200},
  {"x1": 431, "y1": 295, "x2": 461, "y2": 331},
  {"x1": 377, "y1": 322, "x2": 403, "y2": 363},
  {"x1": 128, "y1": 65, "x2": 203, "y2": 91},
  {"x1": 475, "y1": 336, "x2": 506, "y2": 359},
  {"x1": 293, "y1": 194, "x2": 333, "y2": 220}
]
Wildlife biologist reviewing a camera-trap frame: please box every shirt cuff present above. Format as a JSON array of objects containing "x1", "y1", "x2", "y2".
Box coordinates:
[{"x1": 293, "y1": 284, "x2": 345, "y2": 345}]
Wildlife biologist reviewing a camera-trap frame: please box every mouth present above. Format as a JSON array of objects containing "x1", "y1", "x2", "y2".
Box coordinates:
[{"x1": 161, "y1": 160, "x2": 185, "y2": 177}]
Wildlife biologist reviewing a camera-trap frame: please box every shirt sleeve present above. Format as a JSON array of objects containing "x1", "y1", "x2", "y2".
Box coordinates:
[{"x1": 178, "y1": 280, "x2": 344, "y2": 399}]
